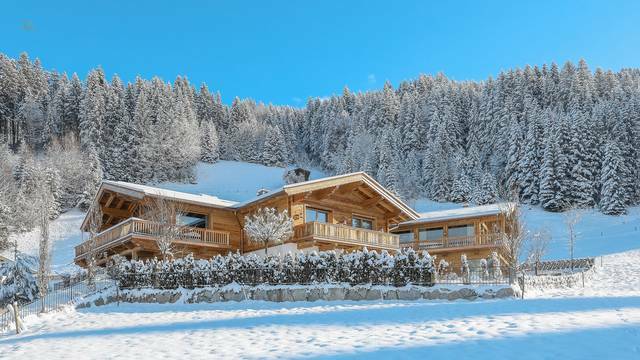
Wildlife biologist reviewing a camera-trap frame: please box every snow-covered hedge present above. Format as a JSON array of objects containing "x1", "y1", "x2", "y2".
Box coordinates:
[{"x1": 108, "y1": 248, "x2": 435, "y2": 289}]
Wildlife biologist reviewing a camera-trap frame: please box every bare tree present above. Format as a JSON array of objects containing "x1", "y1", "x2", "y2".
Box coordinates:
[
  {"x1": 500, "y1": 201, "x2": 526, "y2": 283},
  {"x1": 85, "y1": 205, "x2": 103, "y2": 286},
  {"x1": 564, "y1": 208, "x2": 582, "y2": 271},
  {"x1": 244, "y1": 207, "x2": 293, "y2": 256},
  {"x1": 34, "y1": 168, "x2": 53, "y2": 313},
  {"x1": 142, "y1": 198, "x2": 186, "y2": 261},
  {"x1": 526, "y1": 228, "x2": 551, "y2": 275}
]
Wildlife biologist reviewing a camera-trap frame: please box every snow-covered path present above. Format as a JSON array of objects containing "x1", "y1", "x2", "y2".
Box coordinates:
[{"x1": 2, "y1": 250, "x2": 640, "y2": 359}]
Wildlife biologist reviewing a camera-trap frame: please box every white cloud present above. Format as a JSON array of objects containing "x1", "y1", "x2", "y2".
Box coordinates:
[{"x1": 368, "y1": 73, "x2": 377, "y2": 84}]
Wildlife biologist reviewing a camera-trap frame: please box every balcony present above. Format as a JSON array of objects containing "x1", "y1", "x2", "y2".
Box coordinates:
[
  {"x1": 294, "y1": 221, "x2": 399, "y2": 250},
  {"x1": 411, "y1": 232, "x2": 506, "y2": 251},
  {"x1": 75, "y1": 218, "x2": 231, "y2": 259}
]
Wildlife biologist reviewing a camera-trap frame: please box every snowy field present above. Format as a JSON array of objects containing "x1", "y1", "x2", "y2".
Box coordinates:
[
  {"x1": 1, "y1": 249, "x2": 639, "y2": 359},
  {"x1": 2, "y1": 161, "x2": 640, "y2": 358},
  {"x1": 4, "y1": 161, "x2": 639, "y2": 273}
]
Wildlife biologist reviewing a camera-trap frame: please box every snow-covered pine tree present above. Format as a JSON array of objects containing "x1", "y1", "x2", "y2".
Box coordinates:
[
  {"x1": 450, "y1": 153, "x2": 471, "y2": 203},
  {"x1": 200, "y1": 121, "x2": 220, "y2": 163},
  {"x1": 519, "y1": 109, "x2": 544, "y2": 204},
  {"x1": 261, "y1": 125, "x2": 288, "y2": 167},
  {"x1": 79, "y1": 68, "x2": 107, "y2": 158},
  {"x1": 473, "y1": 171, "x2": 498, "y2": 205},
  {"x1": 599, "y1": 140, "x2": 627, "y2": 215}
]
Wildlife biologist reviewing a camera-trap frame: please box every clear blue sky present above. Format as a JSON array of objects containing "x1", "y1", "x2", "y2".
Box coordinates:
[{"x1": 2, "y1": 1, "x2": 639, "y2": 105}]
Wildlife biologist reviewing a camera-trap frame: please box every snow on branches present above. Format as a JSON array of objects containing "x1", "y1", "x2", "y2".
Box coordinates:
[{"x1": 244, "y1": 207, "x2": 293, "y2": 255}]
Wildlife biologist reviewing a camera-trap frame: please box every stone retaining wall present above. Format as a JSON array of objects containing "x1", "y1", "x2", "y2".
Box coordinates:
[{"x1": 78, "y1": 285, "x2": 515, "y2": 308}]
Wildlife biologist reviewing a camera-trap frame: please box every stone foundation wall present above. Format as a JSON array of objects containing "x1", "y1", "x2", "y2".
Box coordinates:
[{"x1": 78, "y1": 285, "x2": 515, "y2": 308}]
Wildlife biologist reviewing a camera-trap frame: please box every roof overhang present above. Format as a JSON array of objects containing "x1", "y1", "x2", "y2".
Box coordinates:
[{"x1": 282, "y1": 172, "x2": 420, "y2": 220}]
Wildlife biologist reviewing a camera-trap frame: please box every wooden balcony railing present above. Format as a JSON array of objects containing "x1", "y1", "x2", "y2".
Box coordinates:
[
  {"x1": 294, "y1": 221, "x2": 399, "y2": 249},
  {"x1": 414, "y1": 232, "x2": 506, "y2": 250},
  {"x1": 75, "y1": 218, "x2": 230, "y2": 258}
]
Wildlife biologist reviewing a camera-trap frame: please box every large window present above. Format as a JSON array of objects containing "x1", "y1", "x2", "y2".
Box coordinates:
[
  {"x1": 177, "y1": 212, "x2": 207, "y2": 228},
  {"x1": 352, "y1": 216, "x2": 374, "y2": 230},
  {"x1": 448, "y1": 224, "x2": 475, "y2": 238},
  {"x1": 396, "y1": 231, "x2": 415, "y2": 244},
  {"x1": 419, "y1": 227, "x2": 444, "y2": 241},
  {"x1": 306, "y1": 207, "x2": 329, "y2": 223}
]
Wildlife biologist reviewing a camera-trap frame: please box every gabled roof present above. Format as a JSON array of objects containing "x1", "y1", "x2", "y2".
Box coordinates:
[
  {"x1": 226, "y1": 172, "x2": 419, "y2": 219},
  {"x1": 82, "y1": 180, "x2": 240, "y2": 230},
  {"x1": 399, "y1": 203, "x2": 514, "y2": 225}
]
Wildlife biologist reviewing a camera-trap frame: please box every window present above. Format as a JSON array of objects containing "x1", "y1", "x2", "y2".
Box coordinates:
[
  {"x1": 396, "y1": 231, "x2": 415, "y2": 244},
  {"x1": 306, "y1": 207, "x2": 328, "y2": 223},
  {"x1": 177, "y1": 212, "x2": 207, "y2": 228},
  {"x1": 419, "y1": 227, "x2": 444, "y2": 241},
  {"x1": 448, "y1": 224, "x2": 475, "y2": 238},
  {"x1": 352, "y1": 216, "x2": 374, "y2": 230}
]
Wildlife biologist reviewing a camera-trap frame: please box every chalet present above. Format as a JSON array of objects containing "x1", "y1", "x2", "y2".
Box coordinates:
[
  {"x1": 74, "y1": 172, "x2": 514, "y2": 268},
  {"x1": 390, "y1": 204, "x2": 513, "y2": 267}
]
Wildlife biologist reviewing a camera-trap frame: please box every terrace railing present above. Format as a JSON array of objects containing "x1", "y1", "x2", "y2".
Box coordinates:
[
  {"x1": 75, "y1": 218, "x2": 231, "y2": 258},
  {"x1": 294, "y1": 221, "x2": 400, "y2": 249},
  {"x1": 415, "y1": 232, "x2": 506, "y2": 250}
]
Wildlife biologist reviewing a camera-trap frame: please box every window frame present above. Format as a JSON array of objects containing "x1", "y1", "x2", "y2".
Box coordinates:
[
  {"x1": 447, "y1": 224, "x2": 475, "y2": 238},
  {"x1": 351, "y1": 215, "x2": 375, "y2": 230},
  {"x1": 176, "y1": 212, "x2": 208, "y2": 229},
  {"x1": 305, "y1": 207, "x2": 330, "y2": 223},
  {"x1": 396, "y1": 230, "x2": 415, "y2": 244},
  {"x1": 419, "y1": 227, "x2": 444, "y2": 242}
]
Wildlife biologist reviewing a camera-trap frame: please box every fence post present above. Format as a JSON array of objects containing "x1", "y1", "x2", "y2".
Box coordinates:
[{"x1": 12, "y1": 302, "x2": 20, "y2": 335}]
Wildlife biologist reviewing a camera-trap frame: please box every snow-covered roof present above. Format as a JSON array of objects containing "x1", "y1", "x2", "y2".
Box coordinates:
[
  {"x1": 101, "y1": 180, "x2": 239, "y2": 208},
  {"x1": 233, "y1": 171, "x2": 420, "y2": 219},
  {"x1": 399, "y1": 203, "x2": 515, "y2": 225},
  {"x1": 98, "y1": 171, "x2": 419, "y2": 219}
]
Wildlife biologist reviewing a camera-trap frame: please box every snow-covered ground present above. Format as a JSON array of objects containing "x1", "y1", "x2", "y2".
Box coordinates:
[
  {"x1": 1, "y1": 208, "x2": 86, "y2": 273},
  {"x1": 2, "y1": 249, "x2": 639, "y2": 359},
  {"x1": 2, "y1": 161, "x2": 640, "y2": 358},
  {"x1": 157, "y1": 160, "x2": 327, "y2": 202}
]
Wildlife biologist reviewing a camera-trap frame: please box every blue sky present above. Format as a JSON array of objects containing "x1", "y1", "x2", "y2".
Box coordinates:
[{"x1": 2, "y1": 1, "x2": 640, "y2": 105}]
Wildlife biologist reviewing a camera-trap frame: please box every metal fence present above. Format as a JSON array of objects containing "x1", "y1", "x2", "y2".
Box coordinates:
[
  {"x1": 518, "y1": 258, "x2": 595, "y2": 275},
  {"x1": 435, "y1": 266, "x2": 513, "y2": 285},
  {"x1": 1, "y1": 275, "x2": 113, "y2": 334}
]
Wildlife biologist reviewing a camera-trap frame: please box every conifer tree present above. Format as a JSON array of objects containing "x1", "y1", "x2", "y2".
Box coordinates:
[
  {"x1": 599, "y1": 140, "x2": 626, "y2": 215},
  {"x1": 261, "y1": 126, "x2": 288, "y2": 167},
  {"x1": 200, "y1": 121, "x2": 220, "y2": 163}
]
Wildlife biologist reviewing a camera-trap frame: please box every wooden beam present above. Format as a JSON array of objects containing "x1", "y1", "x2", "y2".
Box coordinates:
[
  {"x1": 102, "y1": 206, "x2": 130, "y2": 219},
  {"x1": 334, "y1": 181, "x2": 363, "y2": 195},
  {"x1": 115, "y1": 198, "x2": 126, "y2": 209},
  {"x1": 307, "y1": 186, "x2": 338, "y2": 201},
  {"x1": 104, "y1": 193, "x2": 116, "y2": 208},
  {"x1": 361, "y1": 195, "x2": 383, "y2": 207}
]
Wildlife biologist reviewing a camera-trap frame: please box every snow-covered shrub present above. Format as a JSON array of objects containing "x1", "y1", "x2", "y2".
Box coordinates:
[
  {"x1": 107, "y1": 248, "x2": 435, "y2": 289},
  {"x1": 460, "y1": 254, "x2": 470, "y2": 284},
  {"x1": 480, "y1": 258, "x2": 489, "y2": 280},
  {"x1": 437, "y1": 259, "x2": 449, "y2": 276},
  {"x1": 487, "y1": 251, "x2": 502, "y2": 280},
  {"x1": 0, "y1": 253, "x2": 39, "y2": 306}
]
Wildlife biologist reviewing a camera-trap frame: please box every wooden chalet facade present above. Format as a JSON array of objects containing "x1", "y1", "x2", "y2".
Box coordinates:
[
  {"x1": 390, "y1": 204, "x2": 512, "y2": 267},
  {"x1": 74, "y1": 172, "x2": 514, "y2": 268}
]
